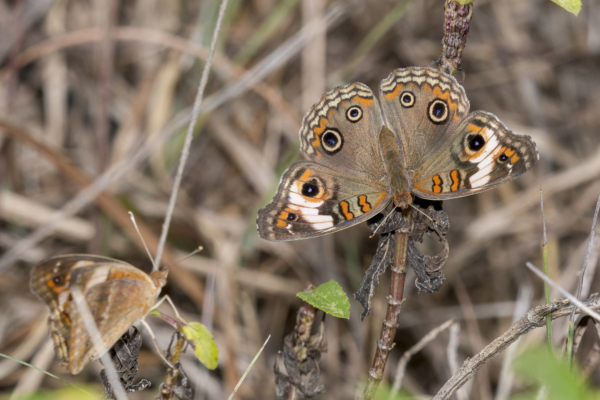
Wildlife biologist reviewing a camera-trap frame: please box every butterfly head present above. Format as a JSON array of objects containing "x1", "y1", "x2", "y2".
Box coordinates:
[
  {"x1": 393, "y1": 192, "x2": 412, "y2": 209},
  {"x1": 149, "y1": 267, "x2": 169, "y2": 290}
]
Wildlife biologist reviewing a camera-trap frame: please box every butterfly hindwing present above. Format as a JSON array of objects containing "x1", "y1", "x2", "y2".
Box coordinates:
[
  {"x1": 412, "y1": 111, "x2": 538, "y2": 199},
  {"x1": 300, "y1": 82, "x2": 386, "y2": 181},
  {"x1": 68, "y1": 265, "x2": 158, "y2": 373},
  {"x1": 379, "y1": 67, "x2": 470, "y2": 170},
  {"x1": 257, "y1": 161, "x2": 391, "y2": 241}
]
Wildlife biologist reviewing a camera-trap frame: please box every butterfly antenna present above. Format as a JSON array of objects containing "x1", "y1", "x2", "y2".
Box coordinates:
[
  {"x1": 409, "y1": 203, "x2": 434, "y2": 222},
  {"x1": 128, "y1": 212, "x2": 159, "y2": 272},
  {"x1": 369, "y1": 208, "x2": 397, "y2": 238},
  {"x1": 177, "y1": 246, "x2": 204, "y2": 263}
]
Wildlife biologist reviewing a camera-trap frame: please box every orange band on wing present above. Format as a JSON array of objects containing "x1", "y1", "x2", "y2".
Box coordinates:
[
  {"x1": 340, "y1": 201, "x2": 354, "y2": 220},
  {"x1": 433, "y1": 175, "x2": 442, "y2": 193},
  {"x1": 358, "y1": 195, "x2": 371, "y2": 212},
  {"x1": 450, "y1": 170, "x2": 460, "y2": 192}
]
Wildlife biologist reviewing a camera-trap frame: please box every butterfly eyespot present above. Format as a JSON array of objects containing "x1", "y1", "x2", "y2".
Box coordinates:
[
  {"x1": 498, "y1": 153, "x2": 509, "y2": 163},
  {"x1": 468, "y1": 134, "x2": 485, "y2": 152},
  {"x1": 428, "y1": 99, "x2": 449, "y2": 124},
  {"x1": 399, "y1": 91, "x2": 415, "y2": 108},
  {"x1": 301, "y1": 182, "x2": 320, "y2": 197},
  {"x1": 345, "y1": 106, "x2": 363, "y2": 123},
  {"x1": 321, "y1": 128, "x2": 343, "y2": 154},
  {"x1": 287, "y1": 213, "x2": 297, "y2": 221},
  {"x1": 53, "y1": 276, "x2": 62, "y2": 285}
]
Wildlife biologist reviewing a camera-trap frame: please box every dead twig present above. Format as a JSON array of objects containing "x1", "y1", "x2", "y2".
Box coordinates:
[{"x1": 432, "y1": 296, "x2": 600, "y2": 400}]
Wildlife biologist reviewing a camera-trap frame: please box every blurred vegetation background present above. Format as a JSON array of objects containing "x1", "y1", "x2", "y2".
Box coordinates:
[{"x1": 0, "y1": 0, "x2": 599, "y2": 399}]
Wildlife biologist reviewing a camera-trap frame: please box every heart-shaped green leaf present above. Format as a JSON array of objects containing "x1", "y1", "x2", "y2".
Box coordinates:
[
  {"x1": 297, "y1": 280, "x2": 350, "y2": 319},
  {"x1": 181, "y1": 322, "x2": 219, "y2": 370}
]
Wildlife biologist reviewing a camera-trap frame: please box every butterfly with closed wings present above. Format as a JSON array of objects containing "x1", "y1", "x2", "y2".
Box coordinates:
[
  {"x1": 257, "y1": 66, "x2": 538, "y2": 241},
  {"x1": 30, "y1": 254, "x2": 168, "y2": 374}
]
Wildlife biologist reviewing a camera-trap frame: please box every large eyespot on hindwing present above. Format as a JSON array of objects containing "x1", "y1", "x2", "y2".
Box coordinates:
[
  {"x1": 345, "y1": 106, "x2": 363, "y2": 123},
  {"x1": 427, "y1": 99, "x2": 449, "y2": 124},
  {"x1": 321, "y1": 128, "x2": 343, "y2": 154},
  {"x1": 301, "y1": 179, "x2": 321, "y2": 198},
  {"x1": 464, "y1": 133, "x2": 486, "y2": 156},
  {"x1": 399, "y1": 91, "x2": 415, "y2": 108}
]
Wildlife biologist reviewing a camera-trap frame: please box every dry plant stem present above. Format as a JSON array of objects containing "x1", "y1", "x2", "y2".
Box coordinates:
[
  {"x1": 361, "y1": 208, "x2": 412, "y2": 400},
  {"x1": 567, "y1": 194, "x2": 600, "y2": 368},
  {"x1": 437, "y1": 0, "x2": 473, "y2": 75},
  {"x1": 432, "y1": 297, "x2": 600, "y2": 400},
  {"x1": 540, "y1": 189, "x2": 553, "y2": 355},
  {"x1": 289, "y1": 285, "x2": 317, "y2": 400},
  {"x1": 154, "y1": 0, "x2": 230, "y2": 268},
  {"x1": 159, "y1": 333, "x2": 186, "y2": 400}
]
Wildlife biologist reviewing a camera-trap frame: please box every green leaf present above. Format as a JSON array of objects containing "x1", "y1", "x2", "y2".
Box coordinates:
[
  {"x1": 181, "y1": 322, "x2": 219, "y2": 370},
  {"x1": 550, "y1": 0, "x2": 581, "y2": 16},
  {"x1": 510, "y1": 347, "x2": 599, "y2": 400},
  {"x1": 297, "y1": 280, "x2": 350, "y2": 319}
]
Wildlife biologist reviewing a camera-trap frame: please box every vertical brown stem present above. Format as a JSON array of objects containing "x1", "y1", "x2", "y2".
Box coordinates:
[
  {"x1": 437, "y1": 0, "x2": 473, "y2": 76},
  {"x1": 361, "y1": 208, "x2": 412, "y2": 400}
]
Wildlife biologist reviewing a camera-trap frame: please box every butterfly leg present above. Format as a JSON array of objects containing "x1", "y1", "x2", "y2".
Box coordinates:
[
  {"x1": 140, "y1": 318, "x2": 175, "y2": 369},
  {"x1": 151, "y1": 295, "x2": 188, "y2": 324}
]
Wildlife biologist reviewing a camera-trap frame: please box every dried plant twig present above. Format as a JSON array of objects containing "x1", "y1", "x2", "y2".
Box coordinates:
[
  {"x1": 436, "y1": 0, "x2": 473, "y2": 76},
  {"x1": 566, "y1": 194, "x2": 600, "y2": 367},
  {"x1": 540, "y1": 189, "x2": 554, "y2": 355},
  {"x1": 433, "y1": 296, "x2": 600, "y2": 400}
]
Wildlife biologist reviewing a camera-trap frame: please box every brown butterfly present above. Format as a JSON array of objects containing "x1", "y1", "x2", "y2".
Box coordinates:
[
  {"x1": 30, "y1": 254, "x2": 167, "y2": 374},
  {"x1": 257, "y1": 66, "x2": 538, "y2": 240}
]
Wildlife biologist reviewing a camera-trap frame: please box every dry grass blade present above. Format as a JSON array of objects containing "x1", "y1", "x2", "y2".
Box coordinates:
[
  {"x1": 388, "y1": 319, "x2": 454, "y2": 399},
  {"x1": 526, "y1": 262, "x2": 600, "y2": 322},
  {"x1": 154, "y1": 0, "x2": 231, "y2": 268},
  {"x1": 228, "y1": 335, "x2": 271, "y2": 400},
  {"x1": 570, "y1": 194, "x2": 600, "y2": 322},
  {"x1": 70, "y1": 286, "x2": 127, "y2": 400}
]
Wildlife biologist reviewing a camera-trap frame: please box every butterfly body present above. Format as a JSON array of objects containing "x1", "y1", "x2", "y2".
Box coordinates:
[
  {"x1": 30, "y1": 254, "x2": 167, "y2": 374},
  {"x1": 258, "y1": 66, "x2": 538, "y2": 241}
]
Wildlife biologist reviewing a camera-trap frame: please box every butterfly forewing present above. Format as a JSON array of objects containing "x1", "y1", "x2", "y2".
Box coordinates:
[
  {"x1": 379, "y1": 67, "x2": 470, "y2": 169},
  {"x1": 299, "y1": 82, "x2": 387, "y2": 181}
]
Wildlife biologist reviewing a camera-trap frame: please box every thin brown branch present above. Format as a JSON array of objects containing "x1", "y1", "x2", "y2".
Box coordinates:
[
  {"x1": 361, "y1": 208, "x2": 412, "y2": 400},
  {"x1": 433, "y1": 296, "x2": 600, "y2": 400}
]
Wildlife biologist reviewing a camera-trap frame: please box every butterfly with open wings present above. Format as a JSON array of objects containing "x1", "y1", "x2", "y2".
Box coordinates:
[{"x1": 257, "y1": 66, "x2": 538, "y2": 241}]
